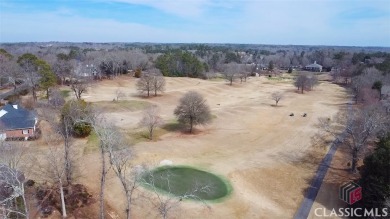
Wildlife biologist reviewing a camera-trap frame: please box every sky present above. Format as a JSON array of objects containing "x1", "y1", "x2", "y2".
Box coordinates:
[{"x1": 0, "y1": 0, "x2": 389, "y2": 46}]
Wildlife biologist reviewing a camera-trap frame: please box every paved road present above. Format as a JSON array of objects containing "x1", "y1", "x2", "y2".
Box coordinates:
[
  {"x1": 294, "y1": 102, "x2": 352, "y2": 219},
  {"x1": 293, "y1": 139, "x2": 341, "y2": 219},
  {"x1": 0, "y1": 84, "x2": 29, "y2": 100}
]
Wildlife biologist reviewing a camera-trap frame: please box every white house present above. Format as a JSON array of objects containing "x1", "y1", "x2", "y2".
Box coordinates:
[{"x1": 305, "y1": 61, "x2": 323, "y2": 72}]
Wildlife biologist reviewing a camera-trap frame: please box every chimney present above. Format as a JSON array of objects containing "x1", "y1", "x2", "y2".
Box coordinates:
[{"x1": 13, "y1": 104, "x2": 18, "y2": 110}]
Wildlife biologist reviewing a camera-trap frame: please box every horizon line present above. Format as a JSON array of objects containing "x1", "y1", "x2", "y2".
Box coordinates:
[{"x1": 1, "y1": 41, "x2": 390, "y2": 49}]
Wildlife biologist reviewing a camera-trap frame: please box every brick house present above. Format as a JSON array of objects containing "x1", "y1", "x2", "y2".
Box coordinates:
[{"x1": 0, "y1": 104, "x2": 38, "y2": 140}]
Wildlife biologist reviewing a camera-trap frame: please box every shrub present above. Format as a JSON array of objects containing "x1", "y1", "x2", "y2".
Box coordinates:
[
  {"x1": 73, "y1": 121, "x2": 92, "y2": 138},
  {"x1": 61, "y1": 99, "x2": 92, "y2": 138},
  {"x1": 19, "y1": 89, "x2": 29, "y2": 96},
  {"x1": 134, "y1": 68, "x2": 142, "y2": 78},
  {"x1": 22, "y1": 98, "x2": 35, "y2": 110}
]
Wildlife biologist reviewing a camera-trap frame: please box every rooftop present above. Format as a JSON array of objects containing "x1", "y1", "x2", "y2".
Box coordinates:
[
  {"x1": 0, "y1": 104, "x2": 37, "y2": 131},
  {"x1": 306, "y1": 61, "x2": 322, "y2": 68}
]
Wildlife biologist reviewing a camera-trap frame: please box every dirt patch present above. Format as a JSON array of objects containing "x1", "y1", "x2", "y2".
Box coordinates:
[{"x1": 34, "y1": 183, "x2": 94, "y2": 218}]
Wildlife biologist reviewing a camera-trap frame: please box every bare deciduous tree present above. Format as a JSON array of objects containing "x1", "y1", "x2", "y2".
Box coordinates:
[
  {"x1": 107, "y1": 141, "x2": 140, "y2": 219},
  {"x1": 239, "y1": 71, "x2": 249, "y2": 83},
  {"x1": 44, "y1": 146, "x2": 68, "y2": 218},
  {"x1": 92, "y1": 118, "x2": 121, "y2": 219},
  {"x1": 174, "y1": 91, "x2": 212, "y2": 133},
  {"x1": 0, "y1": 59, "x2": 22, "y2": 90},
  {"x1": 52, "y1": 59, "x2": 74, "y2": 85},
  {"x1": 294, "y1": 74, "x2": 318, "y2": 93},
  {"x1": 137, "y1": 73, "x2": 153, "y2": 97},
  {"x1": 70, "y1": 76, "x2": 90, "y2": 100},
  {"x1": 137, "y1": 70, "x2": 165, "y2": 97},
  {"x1": 319, "y1": 105, "x2": 388, "y2": 173},
  {"x1": 92, "y1": 118, "x2": 140, "y2": 219},
  {"x1": 56, "y1": 108, "x2": 75, "y2": 186},
  {"x1": 238, "y1": 64, "x2": 251, "y2": 83},
  {"x1": 115, "y1": 89, "x2": 126, "y2": 101},
  {"x1": 18, "y1": 57, "x2": 40, "y2": 101},
  {"x1": 151, "y1": 70, "x2": 165, "y2": 97},
  {"x1": 294, "y1": 74, "x2": 308, "y2": 94},
  {"x1": 271, "y1": 91, "x2": 284, "y2": 106},
  {"x1": 139, "y1": 106, "x2": 163, "y2": 140},
  {"x1": 223, "y1": 62, "x2": 239, "y2": 85},
  {"x1": 43, "y1": 100, "x2": 90, "y2": 186},
  {"x1": 49, "y1": 89, "x2": 65, "y2": 108},
  {"x1": 0, "y1": 141, "x2": 29, "y2": 218},
  {"x1": 351, "y1": 68, "x2": 383, "y2": 104},
  {"x1": 0, "y1": 164, "x2": 28, "y2": 219},
  {"x1": 0, "y1": 141, "x2": 25, "y2": 169},
  {"x1": 28, "y1": 131, "x2": 71, "y2": 219},
  {"x1": 35, "y1": 103, "x2": 94, "y2": 218},
  {"x1": 307, "y1": 75, "x2": 319, "y2": 90},
  {"x1": 351, "y1": 76, "x2": 364, "y2": 104}
]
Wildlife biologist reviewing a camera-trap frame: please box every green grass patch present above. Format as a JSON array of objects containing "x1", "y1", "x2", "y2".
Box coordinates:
[
  {"x1": 161, "y1": 120, "x2": 184, "y2": 132},
  {"x1": 265, "y1": 75, "x2": 293, "y2": 83},
  {"x1": 127, "y1": 127, "x2": 171, "y2": 144},
  {"x1": 289, "y1": 71, "x2": 300, "y2": 76},
  {"x1": 93, "y1": 100, "x2": 152, "y2": 112},
  {"x1": 266, "y1": 76, "x2": 283, "y2": 81},
  {"x1": 208, "y1": 77, "x2": 225, "y2": 81},
  {"x1": 141, "y1": 166, "x2": 231, "y2": 201},
  {"x1": 83, "y1": 131, "x2": 99, "y2": 154},
  {"x1": 126, "y1": 120, "x2": 183, "y2": 145},
  {"x1": 127, "y1": 130, "x2": 149, "y2": 144},
  {"x1": 61, "y1": 90, "x2": 71, "y2": 98},
  {"x1": 267, "y1": 76, "x2": 292, "y2": 81}
]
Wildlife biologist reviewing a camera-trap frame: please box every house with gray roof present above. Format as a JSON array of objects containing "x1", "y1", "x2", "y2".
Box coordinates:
[
  {"x1": 0, "y1": 104, "x2": 38, "y2": 140},
  {"x1": 305, "y1": 61, "x2": 323, "y2": 72}
]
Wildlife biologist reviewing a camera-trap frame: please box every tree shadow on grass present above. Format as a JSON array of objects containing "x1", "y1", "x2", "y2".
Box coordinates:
[{"x1": 161, "y1": 122, "x2": 185, "y2": 132}]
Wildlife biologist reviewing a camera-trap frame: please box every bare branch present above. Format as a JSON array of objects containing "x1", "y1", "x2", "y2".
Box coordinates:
[
  {"x1": 139, "y1": 105, "x2": 163, "y2": 140},
  {"x1": 174, "y1": 91, "x2": 212, "y2": 133},
  {"x1": 270, "y1": 91, "x2": 284, "y2": 106}
]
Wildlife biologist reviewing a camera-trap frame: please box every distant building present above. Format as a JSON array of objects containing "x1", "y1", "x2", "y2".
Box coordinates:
[
  {"x1": 305, "y1": 61, "x2": 323, "y2": 72},
  {"x1": 0, "y1": 104, "x2": 38, "y2": 140},
  {"x1": 257, "y1": 64, "x2": 267, "y2": 71}
]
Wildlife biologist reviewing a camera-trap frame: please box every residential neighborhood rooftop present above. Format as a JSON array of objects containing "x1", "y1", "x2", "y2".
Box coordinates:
[{"x1": 0, "y1": 104, "x2": 37, "y2": 131}]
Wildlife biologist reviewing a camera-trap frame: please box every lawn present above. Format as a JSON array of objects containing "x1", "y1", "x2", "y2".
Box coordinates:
[
  {"x1": 83, "y1": 131, "x2": 99, "y2": 154},
  {"x1": 142, "y1": 166, "x2": 231, "y2": 201},
  {"x1": 93, "y1": 100, "x2": 152, "y2": 112},
  {"x1": 61, "y1": 90, "x2": 71, "y2": 98}
]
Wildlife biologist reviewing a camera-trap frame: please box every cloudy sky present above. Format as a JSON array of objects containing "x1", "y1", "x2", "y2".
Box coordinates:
[{"x1": 0, "y1": 0, "x2": 389, "y2": 46}]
